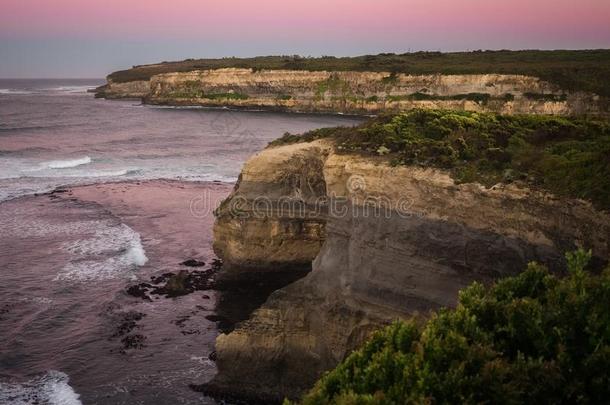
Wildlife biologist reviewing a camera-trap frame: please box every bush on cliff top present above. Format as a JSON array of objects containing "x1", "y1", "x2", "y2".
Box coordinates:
[
  {"x1": 271, "y1": 109, "x2": 610, "y2": 209},
  {"x1": 297, "y1": 249, "x2": 610, "y2": 404}
]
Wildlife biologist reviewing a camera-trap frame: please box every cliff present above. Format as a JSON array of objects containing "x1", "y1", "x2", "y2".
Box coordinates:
[
  {"x1": 97, "y1": 68, "x2": 606, "y2": 115},
  {"x1": 207, "y1": 118, "x2": 610, "y2": 400},
  {"x1": 95, "y1": 79, "x2": 149, "y2": 99}
]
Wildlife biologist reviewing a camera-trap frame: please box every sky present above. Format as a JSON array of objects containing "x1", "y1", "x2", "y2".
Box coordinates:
[{"x1": 1, "y1": 0, "x2": 609, "y2": 78}]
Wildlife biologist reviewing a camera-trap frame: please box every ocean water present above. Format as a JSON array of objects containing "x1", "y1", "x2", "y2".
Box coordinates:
[
  {"x1": 0, "y1": 79, "x2": 363, "y2": 202},
  {"x1": 0, "y1": 79, "x2": 363, "y2": 404}
]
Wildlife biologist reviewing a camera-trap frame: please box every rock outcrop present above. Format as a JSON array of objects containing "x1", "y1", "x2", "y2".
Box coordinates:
[
  {"x1": 98, "y1": 69, "x2": 606, "y2": 115},
  {"x1": 207, "y1": 140, "x2": 610, "y2": 401},
  {"x1": 213, "y1": 143, "x2": 328, "y2": 278},
  {"x1": 95, "y1": 79, "x2": 150, "y2": 99}
]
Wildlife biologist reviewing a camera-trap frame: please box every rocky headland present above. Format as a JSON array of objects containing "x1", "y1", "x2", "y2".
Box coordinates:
[
  {"x1": 205, "y1": 112, "x2": 610, "y2": 401},
  {"x1": 92, "y1": 52, "x2": 610, "y2": 401},
  {"x1": 95, "y1": 51, "x2": 610, "y2": 116},
  {"x1": 97, "y1": 69, "x2": 605, "y2": 116}
]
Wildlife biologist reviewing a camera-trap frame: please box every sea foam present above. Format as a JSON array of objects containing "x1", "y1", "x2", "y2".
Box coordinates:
[
  {"x1": 0, "y1": 370, "x2": 82, "y2": 405},
  {"x1": 0, "y1": 88, "x2": 35, "y2": 95},
  {"x1": 55, "y1": 223, "x2": 148, "y2": 282},
  {"x1": 47, "y1": 156, "x2": 92, "y2": 169}
]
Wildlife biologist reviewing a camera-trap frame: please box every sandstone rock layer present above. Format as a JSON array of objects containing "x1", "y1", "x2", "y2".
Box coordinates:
[{"x1": 100, "y1": 69, "x2": 606, "y2": 115}]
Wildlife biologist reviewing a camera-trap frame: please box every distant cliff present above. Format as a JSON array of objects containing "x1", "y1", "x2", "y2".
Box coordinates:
[
  {"x1": 97, "y1": 69, "x2": 606, "y2": 115},
  {"x1": 96, "y1": 51, "x2": 610, "y2": 116}
]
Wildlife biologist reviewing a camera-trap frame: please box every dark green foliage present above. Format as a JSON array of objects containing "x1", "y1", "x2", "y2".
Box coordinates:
[
  {"x1": 201, "y1": 92, "x2": 249, "y2": 100},
  {"x1": 108, "y1": 50, "x2": 610, "y2": 97},
  {"x1": 524, "y1": 92, "x2": 568, "y2": 102},
  {"x1": 299, "y1": 249, "x2": 610, "y2": 404},
  {"x1": 274, "y1": 110, "x2": 610, "y2": 209},
  {"x1": 388, "y1": 92, "x2": 493, "y2": 103},
  {"x1": 166, "y1": 89, "x2": 249, "y2": 100},
  {"x1": 269, "y1": 127, "x2": 356, "y2": 147}
]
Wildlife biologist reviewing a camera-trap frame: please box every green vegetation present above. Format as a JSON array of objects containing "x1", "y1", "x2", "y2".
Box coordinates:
[
  {"x1": 108, "y1": 50, "x2": 610, "y2": 97},
  {"x1": 524, "y1": 92, "x2": 568, "y2": 102},
  {"x1": 387, "y1": 92, "x2": 492, "y2": 104},
  {"x1": 270, "y1": 109, "x2": 610, "y2": 209},
  {"x1": 168, "y1": 89, "x2": 249, "y2": 100},
  {"x1": 201, "y1": 92, "x2": 249, "y2": 100},
  {"x1": 297, "y1": 249, "x2": 610, "y2": 404},
  {"x1": 380, "y1": 72, "x2": 398, "y2": 85},
  {"x1": 316, "y1": 75, "x2": 351, "y2": 99}
]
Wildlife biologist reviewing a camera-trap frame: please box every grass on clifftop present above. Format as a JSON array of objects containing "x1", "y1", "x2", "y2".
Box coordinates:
[
  {"x1": 107, "y1": 50, "x2": 610, "y2": 97},
  {"x1": 270, "y1": 109, "x2": 610, "y2": 209},
  {"x1": 295, "y1": 249, "x2": 610, "y2": 404}
]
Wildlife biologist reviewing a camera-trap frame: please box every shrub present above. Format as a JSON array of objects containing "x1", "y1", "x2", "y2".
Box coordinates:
[
  {"x1": 298, "y1": 249, "x2": 610, "y2": 404},
  {"x1": 268, "y1": 110, "x2": 610, "y2": 209},
  {"x1": 285, "y1": 110, "x2": 609, "y2": 209}
]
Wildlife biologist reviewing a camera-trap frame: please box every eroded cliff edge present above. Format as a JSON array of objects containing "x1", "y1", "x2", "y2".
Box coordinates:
[
  {"x1": 207, "y1": 138, "x2": 610, "y2": 401},
  {"x1": 97, "y1": 69, "x2": 606, "y2": 116}
]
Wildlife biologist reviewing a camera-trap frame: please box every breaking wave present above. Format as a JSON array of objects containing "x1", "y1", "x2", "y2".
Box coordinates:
[
  {"x1": 47, "y1": 156, "x2": 92, "y2": 169},
  {"x1": 0, "y1": 89, "x2": 36, "y2": 95},
  {"x1": 0, "y1": 370, "x2": 82, "y2": 405},
  {"x1": 55, "y1": 223, "x2": 148, "y2": 282}
]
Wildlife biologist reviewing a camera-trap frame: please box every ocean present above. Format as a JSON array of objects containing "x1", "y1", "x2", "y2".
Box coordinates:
[{"x1": 0, "y1": 79, "x2": 363, "y2": 404}]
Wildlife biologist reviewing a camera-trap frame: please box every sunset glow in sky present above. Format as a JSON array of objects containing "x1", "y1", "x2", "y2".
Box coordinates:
[{"x1": 1, "y1": 0, "x2": 610, "y2": 77}]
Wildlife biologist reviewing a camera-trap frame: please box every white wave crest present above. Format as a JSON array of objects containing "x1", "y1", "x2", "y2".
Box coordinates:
[
  {"x1": 0, "y1": 88, "x2": 35, "y2": 95},
  {"x1": 56, "y1": 223, "x2": 148, "y2": 282},
  {"x1": 0, "y1": 370, "x2": 82, "y2": 405},
  {"x1": 48, "y1": 86, "x2": 95, "y2": 94},
  {"x1": 47, "y1": 156, "x2": 92, "y2": 169}
]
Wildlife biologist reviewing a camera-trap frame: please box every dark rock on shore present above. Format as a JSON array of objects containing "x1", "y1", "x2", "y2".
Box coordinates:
[
  {"x1": 181, "y1": 259, "x2": 206, "y2": 267},
  {"x1": 126, "y1": 262, "x2": 219, "y2": 300}
]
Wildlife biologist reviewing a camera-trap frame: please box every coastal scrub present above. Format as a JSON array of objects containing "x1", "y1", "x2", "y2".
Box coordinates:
[
  {"x1": 270, "y1": 109, "x2": 610, "y2": 209},
  {"x1": 298, "y1": 249, "x2": 610, "y2": 404}
]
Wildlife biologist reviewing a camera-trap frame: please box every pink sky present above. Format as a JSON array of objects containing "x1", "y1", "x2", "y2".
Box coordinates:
[
  {"x1": 3, "y1": 0, "x2": 610, "y2": 41},
  {"x1": 1, "y1": 0, "x2": 609, "y2": 77}
]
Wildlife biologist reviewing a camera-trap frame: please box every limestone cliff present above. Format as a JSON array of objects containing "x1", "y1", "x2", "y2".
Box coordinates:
[
  {"x1": 207, "y1": 140, "x2": 610, "y2": 401},
  {"x1": 98, "y1": 69, "x2": 606, "y2": 115},
  {"x1": 95, "y1": 79, "x2": 150, "y2": 99}
]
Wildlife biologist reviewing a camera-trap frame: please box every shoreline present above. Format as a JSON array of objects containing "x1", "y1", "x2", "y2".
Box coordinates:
[
  {"x1": 1, "y1": 179, "x2": 231, "y2": 403},
  {"x1": 97, "y1": 95, "x2": 374, "y2": 119},
  {"x1": 1, "y1": 178, "x2": 310, "y2": 403}
]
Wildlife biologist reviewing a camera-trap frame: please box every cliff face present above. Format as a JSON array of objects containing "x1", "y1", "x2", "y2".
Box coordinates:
[
  {"x1": 96, "y1": 79, "x2": 150, "y2": 99},
  {"x1": 99, "y1": 69, "x2": 605, "y2": 115},
  {"x1": 208, "y1": 140, "x2": 610, "y2": 401},
  {"x1": 213, "y1": 144, "x2": 328, "y2": 277}
]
